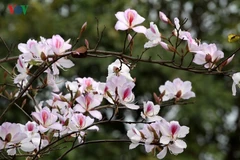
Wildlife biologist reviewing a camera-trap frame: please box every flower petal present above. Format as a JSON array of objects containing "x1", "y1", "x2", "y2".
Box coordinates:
[
  {"x1": 115, "y1": 21, "x2": 128, "y2": 31},
  {"x1": 125, "y1": 103, "x2": 139, "y2": 110},
  {"x1": 132, "y1": 26, "x2": 146, "y2": 34},
  {"x1": 160, "y1": 135, "x2": 171, "y2": 144},
  {"x1": 129, "y1": 143, "x2": 139, "y2": 150},
  {"x1": 89, "y1": 110, "x2": 102, "y2": 120},
  {"x1": 157, "y1": 147, "x2": 167, "y2": 159},
  {"x1": 175, "y1": 139, "x2": 187, "y2": 148}
]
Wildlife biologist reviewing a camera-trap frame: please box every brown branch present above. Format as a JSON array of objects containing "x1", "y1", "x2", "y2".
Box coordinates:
[
  {"x1": 0, "y1": 56, "x2": 19, "y2": 64},
  {"x1": 85, "y1": 49, "x2": 229, "y2": 75},
  {"x1": 57, "y1": 139, "x2": 132, "y2": 160},
  {"x1": 57, "y1": 138, "x2": 166, "y2": 160}
]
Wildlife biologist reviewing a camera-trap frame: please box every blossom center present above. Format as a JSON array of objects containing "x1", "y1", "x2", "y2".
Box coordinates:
[
  {"x1": 55, "y1": 39, "x2": 62, "y2": 49},
  {"x1": 205, "y1": 54, "x2": 212, "y2": 63},
  {"x1": 170, "y1": 124, "x2": 178, "y2": 136},
  {"x1": 27, "y1": 124, "x2": 34, "y2": 131},
  {"x1": 123, "y1": 88, "x2": 131, "y2": 100},
  {"x1": 176, "y1": 90, "x2": 182, "y2": 99},
  {"x1": 85, "y1": 96, "x2": 91, "y2": 108},
  {"x1": 127, "y1": 11, "x2": 134, "y2": 26},
  {"x1": 78, "y1": 115, "x2": 85, "y2": 128},
  {"x1": 41, "y1": 111, "x2": 49, "y2": 124},
  {"x1": 146, "y1": 104, "x2": 153, "y2": 113}
]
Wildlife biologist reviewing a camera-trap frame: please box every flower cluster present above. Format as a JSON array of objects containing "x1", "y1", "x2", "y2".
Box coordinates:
[
  {"x1": 127, "y1": 119, "x2": 189, "y2": 159},
  {"x1": 2, "y1": 55, "x2": 194, "y2": 158},
  {"x1": 114, "y1": 8, "x2": 239, "y2": 96},
  {"x1": 115, "y1": 9, "x2": 234, "y2": 71},
  {"x1": 0, "y1": 122, "x2": 48, "y2": 155},
  {"x1": 14, "y1": 35, "x2": 74, "y2": 92}
]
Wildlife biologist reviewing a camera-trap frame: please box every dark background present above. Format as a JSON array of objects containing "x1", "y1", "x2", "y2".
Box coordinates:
[{"x1": 0, "y1": 0, "x2": 240, "y2": 159}]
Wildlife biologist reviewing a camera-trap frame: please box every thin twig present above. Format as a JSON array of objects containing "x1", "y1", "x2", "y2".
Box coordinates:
[
  {"x1": 0, "y1": 54, "x2": 71, "y2": 120},
  {"x1": 0, "y1": 56, "x2": 19, "y2": 64}
]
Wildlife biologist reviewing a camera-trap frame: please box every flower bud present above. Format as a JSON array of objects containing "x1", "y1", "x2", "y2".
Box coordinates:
[
  {"x1": 78, "y1": 22, "x2": 87, "y2": 39},
  {"x1": 81, "y1": 22, "x2": 87, "y2": 34},
  {"x1": 40, "y1": 52, "x2": 47, "y2": 61},
  {"x1": 218, "y1": 54, "x2": 235, "y2": 70},
  {"x1": 159, "y1": 42, "x2": 169, "y2": 51},
  {"x1": 205, "y1": 54, "x2": 212, "y2": 63},
  {"x1": 159, "y1": 11, "x2": 173, "y2": 25}
]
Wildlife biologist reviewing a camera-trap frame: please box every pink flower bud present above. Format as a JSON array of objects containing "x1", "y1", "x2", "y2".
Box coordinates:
[
  {"x1": 159, "y1": 41, "x2": 169, "y2": 51},
  {"x1": 159, "y1": 11, "x2": 173, "y2": 25}
]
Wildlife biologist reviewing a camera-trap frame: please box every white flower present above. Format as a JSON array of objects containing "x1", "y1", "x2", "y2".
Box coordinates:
[
  {"x1": 159, "y1": 78, "x2": 195, "y2": 101},
  {"x1": 232, "y1": 72, "x2": 240, "y2": 96},
  {"x1": 157, "y1": 119, "x2": 189, "y2": 159},
  {"x1": 144, "y1": 22, "x2": 161, "y2": 48},
  {"x1": 107, "y1": 59, "x2": 133, "y2": 81},
  {"x1": 74, "y1": 93, "x2": 103, "y2": 120},
  {"x1": 192, "y1": 43, "x2": 224, "y2": 69},
  {"x1": 141, "y1": 101, "x2": 162, "y2": 121},
  {"x1": 127, "y1": 126, "x2": 142, "y2": 149}
]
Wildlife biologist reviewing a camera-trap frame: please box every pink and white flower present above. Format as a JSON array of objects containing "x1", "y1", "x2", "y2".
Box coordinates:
[
  {"x1": 0, "y1": 122, "x2": 27, "y2": 155},
  {"x1": 68, "y1": 113, "x2": 98, "y2": 131},
  {"x1": 20, "y1": 121, "x2": 49, "y2": 152},
  {"x1": 31, "y1": 107, "x2": 62, "y2": 133},
  {"x1": 47, "y1": 35, "x2": 72, "y2": 55},
  {"x1": 76, "y1": 77, "x2": 100, "y2": 93},
  {"x1": 127, "y1": 126, "x2": 143, "y2": 149},
  {"x1": 18, "y1": 39, "x2": 44, "y2": 63},
  {"x1": 105, "y1": 75, "x2": 139, "y2": 110},
  {"x1": 159, "y1": 78, "x2": 195, "y2": 101},
  {"x1": 159, "y1": 11, "x2": 171, "y2": 24},
  {"x1": 115, "y1": 9, "x2": 146, "y2": 33},
  {"x1": 192, "y1": 43, "x2": 224, "y2": 69},
  {"x1": 144, "y1": 22, "x2": 162, "y2": 48},
  {"x1": 157, "y1": 120, "x2": 189, "y2": 159},
  {"x1": 141, "y1": 101, "x2": 162, "y2": 121},
  {"x1": 74, "y1": 93, "x2": 103, "y2": 120},
  {"x1": 68, "y1": 113, "x2": 99, "y2": 143}
]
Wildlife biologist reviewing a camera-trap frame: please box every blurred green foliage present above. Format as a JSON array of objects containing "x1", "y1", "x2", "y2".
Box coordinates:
[{"x1": 0, "y1": 0, "x2": 240, "y2": 159}]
